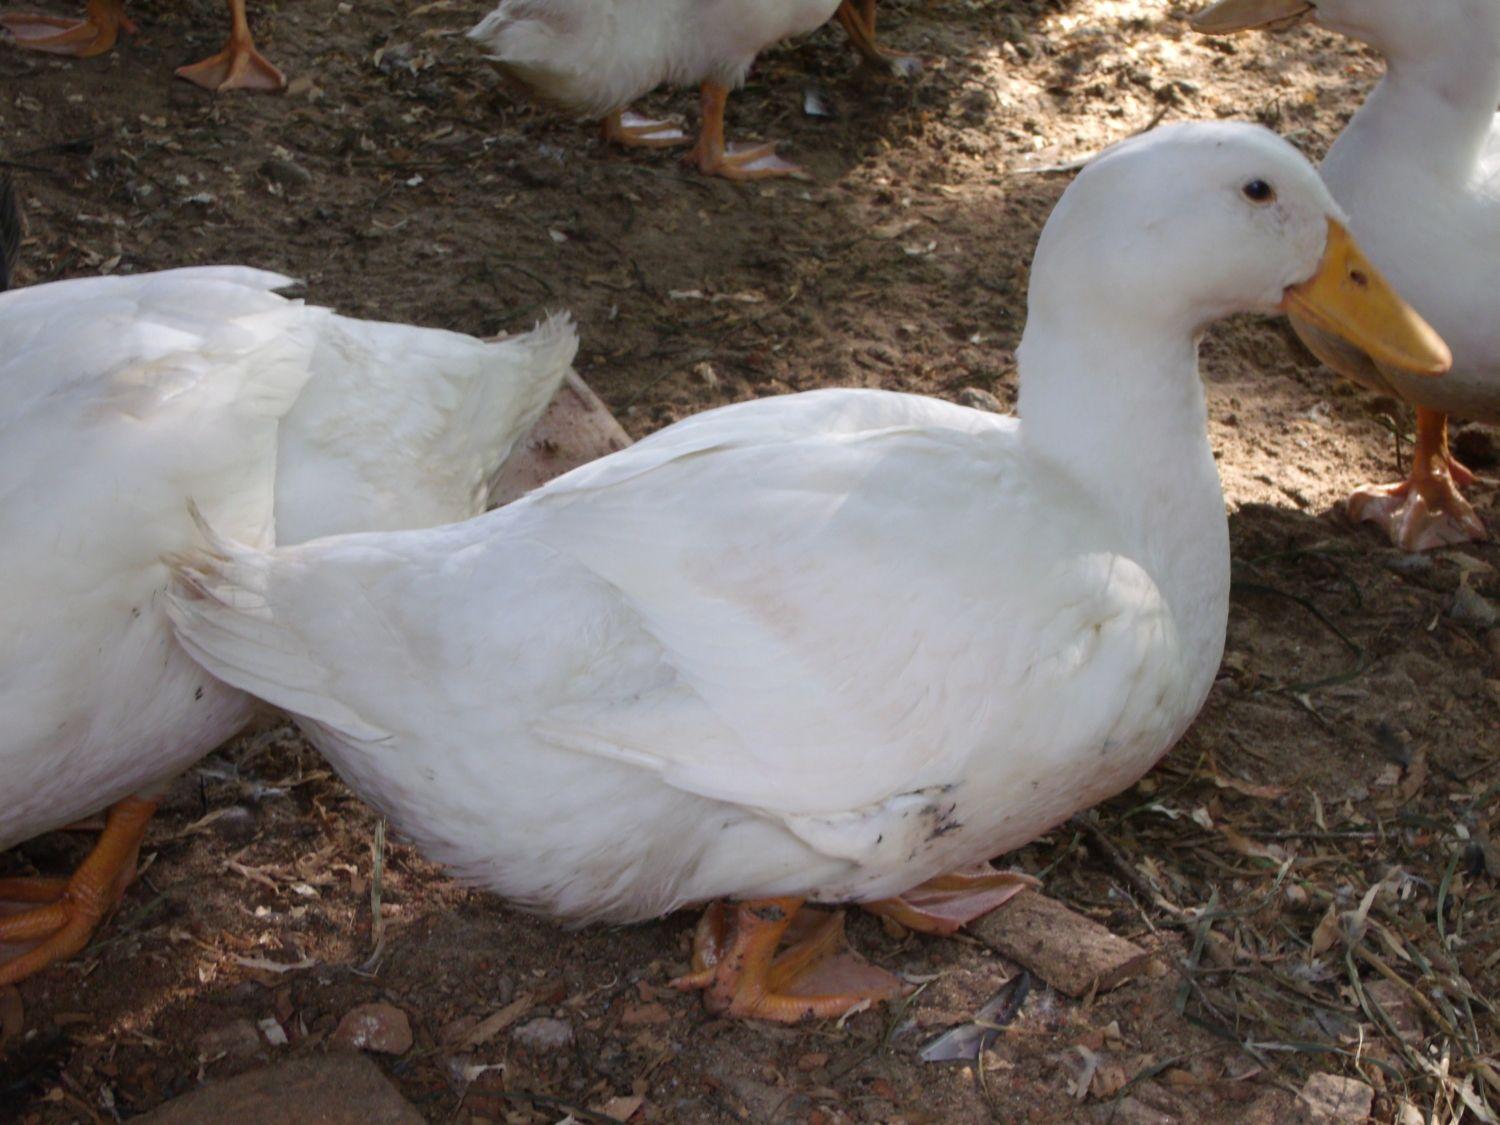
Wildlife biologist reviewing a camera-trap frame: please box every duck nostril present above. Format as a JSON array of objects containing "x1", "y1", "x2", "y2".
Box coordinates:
[{"x1": 1349, "y1": 268, "x2": 1369, "y2": 287}]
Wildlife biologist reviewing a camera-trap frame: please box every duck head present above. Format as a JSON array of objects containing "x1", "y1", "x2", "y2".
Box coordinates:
[
  {"x1": 1189, "y1": 0, "x2": 1500, "y2": 57},
  {"x1": 1024, "y1": 121, "x2": 1449, "y2": 377}
]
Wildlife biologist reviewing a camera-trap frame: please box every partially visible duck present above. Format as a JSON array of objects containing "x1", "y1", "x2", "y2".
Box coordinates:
[
  {"x1": 469, "y1": 0, "x2": 843, "y2": 179},
  {"x1": 1193, "y1": 0, "x2": 1500, "y2": 549},
  {"x1": 0, "y1": 269, "x2": 582, "y2": 985},
  {"x1": 165, "y1": 123, "x2": 1447, "y2": 1022}
]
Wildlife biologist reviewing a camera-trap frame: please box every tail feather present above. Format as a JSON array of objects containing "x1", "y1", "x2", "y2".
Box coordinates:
[
  {"x1": 0, "y1": 174, "x2": 22, "y2": 293},
  {"x1": 164, "y1": 516, "x2": 390, "y2": 743},
  {"x1": 467, "y1": 0, "x2": 668, "y2": 116},
  {"x1": 475, "y1": 311, "x2": 580, "y2": 503},
  {"x1": 273, "y1": 310, "x2": 579, "y2": 543}
]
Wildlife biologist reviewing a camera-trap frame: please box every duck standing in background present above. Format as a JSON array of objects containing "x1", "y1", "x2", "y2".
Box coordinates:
[
  {"x1": 1193, "y1": 0, "x2": 1500, "y2": 550},
  {"x1": 469, "y1": 0, "x2": 843, "y2": 180},
  {"x1": 166, "y1": 123, "x2": 1447, "y2": 1022},
  {"x1": 0, "y1": 270, "x2": 582, "y2": 985},
  {"x1": 0, "y1": 0, "x2": 284, "y2": 92}
]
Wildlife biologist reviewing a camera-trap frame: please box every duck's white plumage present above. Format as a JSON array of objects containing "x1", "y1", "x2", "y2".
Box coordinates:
[
  {"x1": 0, "y1": 267, "x2": 576, "y2": 851},
  {"x1": 468, "y1": 0, "x2": 841, "y2": 117},
  {"x1": 166, "y1": 124, "x2": 1359, "y2": 926},
  {"x1": 1284, "y1": 0, "x2": 1500, "y2": 420}
]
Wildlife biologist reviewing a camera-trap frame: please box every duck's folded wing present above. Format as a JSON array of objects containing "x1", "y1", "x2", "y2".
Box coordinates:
[{"x1": 166, "y1": 403, "x2": 1171, "y2": 857}]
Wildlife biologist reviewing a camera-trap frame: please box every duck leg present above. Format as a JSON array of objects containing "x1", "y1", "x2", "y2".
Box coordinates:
[
  {"x1": 685, "y1": 81, "x2": 805, "y2": 181},
  {"x1": 601, "y1": 110, "x2": 689, "y2": 149},
  {"x1": 0, "y1": 796, "x2": 157, "y2": 986},
  {"x1": 175, "y1": 0, "x2": 285, "y2": 93},
  {"x1": 865, "y1": 864, "x2": 1040, "y2": 934},
  {"x1": 669, "y1": 897, "x2": 907, "y2": 1022},
  {"x1": 0, "y1": 0, "x2": 135, "y2": 58},
  {"x1": 1348, "y1": 407, "x2": 1487, "y2": 551},
  {"x1": 836, "y1": 0, "x2": 921, "y2": 78}
]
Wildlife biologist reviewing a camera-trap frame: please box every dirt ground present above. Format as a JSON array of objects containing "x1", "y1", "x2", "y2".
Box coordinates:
[{"x1": 2, "y1": 0, "x2": 1498, "y2": 1121}]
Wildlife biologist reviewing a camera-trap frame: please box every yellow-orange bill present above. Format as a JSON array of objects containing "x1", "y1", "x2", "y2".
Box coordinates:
[
  {"x1": 1281, "y1": 219, "x2": 1451, "y2": 378},
  {"x1": 1189, "y1": 0, "x2": 1313, "y2": 34}
]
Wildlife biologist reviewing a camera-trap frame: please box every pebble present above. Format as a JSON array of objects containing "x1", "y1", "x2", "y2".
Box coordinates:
[
  {"x1": 1299, "y1": 1072, "x2": 1374, "y2": 1121},
  {"x1": 1449, "y1": 581, "x2": 1498, "y2": 627},
  {"x1": 331, "y1": 1002, "x2": 413, "y2": 1056},
  {"x1": 260, "y1": 157, "x2": 313, "y2": 189},
  {"x1": 958, "y1": 386, "x2": 1004, "y2": 413},
  {"x1": 512, "y1": 1016, "x2": 573, "y2": 1051}
]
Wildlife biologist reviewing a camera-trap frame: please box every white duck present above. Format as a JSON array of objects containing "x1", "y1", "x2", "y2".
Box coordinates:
[
  {"x1": 0, "y1": 268, "x2": 580, "y2": 985},
  {"x1": 468, "y1": 0, "x2": 841, "y2": 180},
  {"x1": 1192, "y1": 0, "x2": 1500, "y2": 550},
  {"x1": 165, "y1": 123, "x2": 1447, "y2": 1023}
]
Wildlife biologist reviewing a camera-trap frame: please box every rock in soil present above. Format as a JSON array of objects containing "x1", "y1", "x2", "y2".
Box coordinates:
[
  {"x1": 969, "y1": 891, "x2": 1154, "y2": 998},
  {"x1": 1298, "y1": 1072, "x2": 1375, "y2": 1121},
  {"x1": 137, "y1": 1053, "x2": 422, "y2": 1124},
  {"x1": 331, "y1": 1002, "x2": 414, "y2": 1055}
]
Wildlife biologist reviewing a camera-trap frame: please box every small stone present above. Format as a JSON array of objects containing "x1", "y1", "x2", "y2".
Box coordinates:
[
  {"x1": 958, "y1": 386, "x2": 1004, "y2": 413},
  {"x1": 619, "y1": 1003, "x2": 670, "y2": 1026},
  {"x1": 194, "y1": 1018, "x2": 263, "y2": 1060},
  {"x1": 1299, "y1": 1072, "x2": 1374, "y2": 1121},
  {"x1": 692, "y1": 361, "x2": 719, "y2": 388},
  {"x1": 259, "y1": 157, "x2": 312, "y2": 189},
  {"x1": 284, "y1": 74, "x2": 320, "y2": 99},
  {"x1": 331, "y1": 1002, "x2": 413, "y2": 1055},
  {"x1": 512, "y1": 1017, "x2": 573, "y2": 1051},
  {"x1": 1449, "y1": 581, "x2": 1498, "y2": 627}
]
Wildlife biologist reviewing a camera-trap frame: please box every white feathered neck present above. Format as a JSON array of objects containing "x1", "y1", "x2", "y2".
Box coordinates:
[
  {"x1": 1018, "y1": 293, "x2": 1230, "y2": 710},
  {"x1": 1328, "y1": 22, "x2": 1500, "y2": 185}
]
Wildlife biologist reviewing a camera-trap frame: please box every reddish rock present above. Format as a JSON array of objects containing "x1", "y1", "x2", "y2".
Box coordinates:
[{"x1": 331, "y1": 1002, "x2": 413, "y2": 1055}]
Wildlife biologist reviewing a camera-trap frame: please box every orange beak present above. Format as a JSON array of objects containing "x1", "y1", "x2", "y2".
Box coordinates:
[{"x1": 1280, "y1": 219, "x2": 1451, "y2": 378}]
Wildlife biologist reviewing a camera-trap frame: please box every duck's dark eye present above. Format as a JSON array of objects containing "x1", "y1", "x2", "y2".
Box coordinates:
[{"x1": 1242, "y1": 179, "x2": 1276, "y2": 204}]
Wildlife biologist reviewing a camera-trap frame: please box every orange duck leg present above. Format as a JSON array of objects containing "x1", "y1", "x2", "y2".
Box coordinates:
[
  {"x1": 836, "y1": 0, "x2": 921, "y2": 77},
  {"x1": 0, "y1": 796, "x2": 157, "y2": 986},
  {"x1": 1348, "y1": 406, "x2": 1487, "y2": 551},
  {"x1": 175, "y1": 0, "x2": 285, "y2": 93},
  {"x1": 0, "y1": 0, "x2": 136, "y2": 58},
  {"x1": 670, "y1": 897, "x2": 908, "y2": 1022}
]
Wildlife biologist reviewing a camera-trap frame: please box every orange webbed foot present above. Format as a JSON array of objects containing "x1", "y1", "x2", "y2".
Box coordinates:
[
  {"x1": 865, "y1": 864, "x2": 1040, "y2": 935},
  {"x1": 0, "y1": 796, "x2": 157, "y2": 986},
  {"x1": 835, "y1": 0, "x2": 922, "y2": 78},
  {"x1": 601, "y1": 109, "x2": 689, "y2": 149},
  {"x1": 0, "y1": 0, "x2": 132, "y2": 58},
  {"x1": 1349, "y1": 407, "x2": 1488, "y2": 551},
  {"x1": 686, "y1": 81, "x2": 809, "y2": 182},
  {"x1": 669, "y1": 897, "x2": 907, "y2": 1022},
  {"x1": 175, "y1": 37, "x2": 285, "y2": 92}
]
